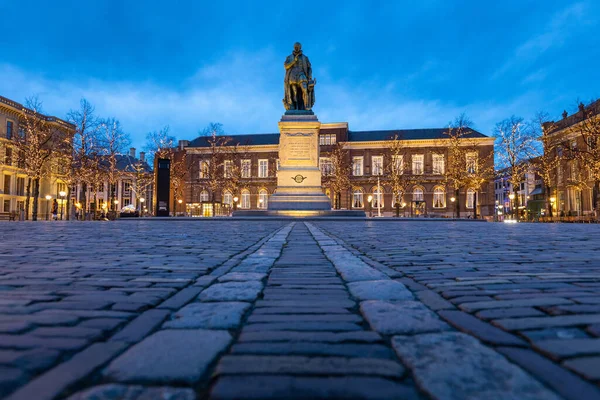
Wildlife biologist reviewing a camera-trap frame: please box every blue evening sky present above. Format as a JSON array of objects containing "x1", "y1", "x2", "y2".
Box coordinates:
[{"x1": 1, "y1": 1, "x2": 598, "y2": 149}]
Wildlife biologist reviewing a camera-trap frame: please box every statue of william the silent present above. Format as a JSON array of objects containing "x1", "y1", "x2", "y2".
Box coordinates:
[{"x1": 283, "y1": 42, "x2": 316, "y2": 112}]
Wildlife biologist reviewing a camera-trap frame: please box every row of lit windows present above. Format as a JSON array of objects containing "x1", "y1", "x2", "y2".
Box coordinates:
[
  {"x1": 348, "y1": 154, "x2": 453, "y2": 176},
  {"x1": 350, "y1": 187, "x2": 478, "y2": 209},
  {"x1": 200, "y1": 160, "x2": 271, "y2": 179},
  {"x1": 319, "y1": 134, "x2": 337, "y2": 145}
]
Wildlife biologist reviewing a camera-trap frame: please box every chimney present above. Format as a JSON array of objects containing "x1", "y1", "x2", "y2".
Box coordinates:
[
  {"x1": 129, "y1": 147, "x2": 136, "y2": 158},
  {"x1": 139, "y1": 152, "x2": 145, "y2": 162},
  {"x1": 178, "y1": 140, "x2": 190, "y2": 150},
  {"x1": 562, "y1": 110, "x2": 568, "y2": 119}
]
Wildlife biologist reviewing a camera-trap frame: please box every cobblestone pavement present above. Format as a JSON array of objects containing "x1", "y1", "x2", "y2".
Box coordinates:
[{"x1": 0, "y1": 220, "x2": 599, "y2": 399}]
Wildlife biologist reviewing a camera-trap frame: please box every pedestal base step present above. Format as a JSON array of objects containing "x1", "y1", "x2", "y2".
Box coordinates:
[{"x1": 233, "y1": 210, "x2": 367, "y2": 217}]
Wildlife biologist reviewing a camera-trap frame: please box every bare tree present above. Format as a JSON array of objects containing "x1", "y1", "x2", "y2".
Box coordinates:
[
  {"x1": 322, "y1": 143, "x2": 351, "y2": 209},
  {"x1": 13, "y1": 97, "x2": 61, "y2": 221},
  {"x1": 384, "y1": 134, "x2": 416, "y2": 213},
  {"x1": 443, "y1": 114, "x2": 474, "y2": 218},
  {"x1": 67, "y1": 98, "x2": 100, "y2": 218},
  {"x1": 532, "y1": 112, "x2": 561, "y2": 217},
  {"x1": 494, "y1": 116, "x2": 536, "y2": 220},
  {"x1": 567, "y1": 101, "x2": 600, "y2": 216},
  {"x1": 97, "y1": 118, "x2": 130, "y2": 211},
  {"x1": 144, "y1": 126, "x2": 176, "y2": 162}
]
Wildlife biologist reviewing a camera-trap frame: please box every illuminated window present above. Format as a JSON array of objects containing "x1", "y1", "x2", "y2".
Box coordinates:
[
  {"x1": 199, "y1": 161, "x2": 209, "y2": 179},
  {"x1": 223, "y1": 190, "x2": 233, "y2": 206},
  {"x1": 352, "y1": 189, "x2": 364, "y2": 208},
  {"x1": 467, "y1": 189, "x2": 475, "y2": 208},
  {"x1": 372, "y1": 156, "x2": 383, "y2": 175},
  {"x1": 258, "y1": 189, "x2": 268, "y2": 209},
  {"x1": 412, "y1": 155, "x2": 424, "y2": 175},
  {"x1": 433, "y1": 186, "x2": 445, "y2": 208},
  {"x1": 372, "y1": 186, "x2": 383, "y2": 208},
  {"x1": 320, "y1": 157, "x2": 333, "y2": 176},
  {"x1": 241, "y1": 160, "x2": 251, "y2": 178},
  {"x1": 413, "y1": 187, "x2": 424, "y2": 202},
  {"x1": 466, "y1": 152, "x2": 477, "y2": 174},
  {"x1": 352, "y1": 157, "x2": 363, "y2": 176},
  {"x1": 392, "y1": 155, "x2": 403, "y2": 174},
  {"x1": 200, "y1": 190, "x2": 209, "y2": 202},
  {"x1": 241, "y1": 189, "x2": 250, "y2": 209},
  {"x1": 258, "y1": 160, "x2": 268, "y2": 178},
  {"x1": 432, "y1": 154, "x2": 445, "y2": 175},
  {"x1": 224, "y1": 160, "x2": 232, "y2": 178}
]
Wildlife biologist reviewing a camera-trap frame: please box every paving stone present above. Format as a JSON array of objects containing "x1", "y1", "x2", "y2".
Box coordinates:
[
  {"x1": 6, "y1": 342, "x2": 127, "y2": 400},
  {"x1": 0, "y1": 366, "x2": 27, "y2": 398},
  {"x1": 392, "y1": 332, "x2": 561, "y2": 400},
  {"x1": 218, "y1": 272, "x2": 267, "y2": 282},
  {"x1": 247, "y1": 314, "x2": 361, "y2": 323},
  {"x1": 237, "y1": 330, "x2": 382, "y2": 343},
  {"x1": 459, "y1": 297, "x2": 573, "y2": 311},
  {"x1": 563, "y1": 356, "x2": 600, "y2": 380},
  {"x1": 242, "y1": 322, "x2": 362, "y2": 332},
  {"x1": 110, "y1": 309, "x2": 170, "y2": 343},
  {"x1": 164, "y1": 302, "x2": 250, "y2": 329},
  {"x1": 216, "y1": 355, "x2": 405, "y2": 377},
  {"x1": 0, "y1": 348, "x2": 61, "y2": 373},
  {"x1": 498, "y1": 347, "x2": 600, "y2": 400},
  {"x1": 156, "y1": 286, "x2": 203, "y2": 310},
  {"x1": 210, "y1": 375, "x2": 421, "y2": 400},
  {"x1": 520, "y1": 328, "x2": 590, "y2": 342},
  {"x1": 78, "y1": 318, "x2": 126, "y2": 332},
  {"x1": 30, "y1": 327, "x2": 103, "y2": 340},
  {"x1": 103, "y1": 329, "x2": 231, "y2": 384},
  {"x1": 438, "y1": 310, "x2": 526, "y2": 346},
  {"x1": 199, "y1": 281, "x2": 264, "y2": 302},
  {"x1": 0, "y1": 334, "x2": 89, "y2": 351},
  {"x1": 67, "y1": 384, "x2": 196, "y2": 400},
  {"x1": 0, "y1": 322, "x2": 31, "y2": 334},
  {"x1": 475, "y1": 307, "x2": 545, "y2": 319},
  {"x1": 252, "y1": 307, "x2": 352, "y2": 315},
  {"x1": 231, "y1": 342, "x2": 393, "y2": 358},
  {"x1": 415, "y1": 289, "x2": 455, "y2": 310},
  {"x1": 347, "y1": 280, "x2": 414, "y2": 301},
  {"x1": 588, "y1": 324, "x2": 600, "y2": 337},
  {"x1": 533, "y1": 338, "x2": 600, "y2": 358},
  {"x1": 360, "y1": 300, "x2": 451, "y2": 335},
  {"x1": 493, "y1": 314, "x2": 600, "y2": 331}
]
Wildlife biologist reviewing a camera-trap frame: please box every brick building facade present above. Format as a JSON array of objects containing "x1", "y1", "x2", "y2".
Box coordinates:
[{"x1": 174, "y1": 122, "x2": 495, "y2": 217}]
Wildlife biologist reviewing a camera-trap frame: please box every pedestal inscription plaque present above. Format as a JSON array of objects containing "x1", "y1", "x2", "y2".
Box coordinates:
[{"x1": 268, "y1": 115, "x2": 331, "y2": 211}]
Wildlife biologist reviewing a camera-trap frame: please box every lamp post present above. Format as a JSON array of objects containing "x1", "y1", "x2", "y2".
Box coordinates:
[
  {"x1": 178, "y1": 199, "x2": 183, "y2": 216},
  {"x1": 450, "y1": 197, "x2": 456, "y2": 219},
  {"x1": 259, "y1": 198, "x2": 264, "y2": 210},
  {"x1": 233, "y1": 196, "x2": 239, "y2": 213},
  {"x1": 367, "y1": 195, "x2": 373, "y2": 217},
  {"x1": 377, "y1": 177, "x2": 382, "y2": 217},
  {"x1": 508, "y1": 193, "x2": 515, "y2": 220},
  {"x1": 549, "y1": 196, "x2": 556, "y2": 219},
  {"x1": 45, "y1": 195, "x2": 51, "y2": 220},
  {"x1": 114, "y1": 200, "x2": 119, "y2": 219},
  {"x1": 59, "y1": 191, "x2": 66, "y2": 220},
  {"x1": 139, "y1": 197, "x2": 145, "y2": 217}
]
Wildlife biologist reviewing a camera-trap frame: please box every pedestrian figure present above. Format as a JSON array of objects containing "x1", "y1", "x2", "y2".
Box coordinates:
[{"x1": 52, "y1": 199, "x2": 58, "y2": 221}]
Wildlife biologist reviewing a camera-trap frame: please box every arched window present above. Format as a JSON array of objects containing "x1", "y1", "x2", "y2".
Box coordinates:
[
  {"x1": 392, "y1": 192, "x2": 404, "y2": 207},
  {"x1": 466, "y1": 189, "x2": 475, "y2": 209},
  {"x1": 200, "y1": 190, "x2": 209, "y2": 202},
  {"x1": 433, "y1": 186, "x2": 445, "y2": 208},
  {"x1": 241, "y1": 189, "x2": 251, "y2": 209},
  {"x1": 258, "y1": 189, "x2": 268, "y2": 209},
  {"x1": 352, "y1": 188, "x2": 364, "y2": 208},
  {"x1": 372, "y1": 186, "x2": 383, "y2": 208},
  {"x1": 223, "y1": 190, "x2": 233, "y2": 207},
  {"x1": 413, "y1": 187, "x2": 424, "y2": 202}
]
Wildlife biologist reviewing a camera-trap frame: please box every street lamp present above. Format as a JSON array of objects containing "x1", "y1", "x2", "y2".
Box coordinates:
[
  {"x1": 59, "y1": 191, "x2": 66, "y2": 220},
  {"x1": 233, "y1": 196, "x2": 239, "y2": 212},
  {"x1": 178, "y1": 199, "x2": 183, "y2": 216},
  {"x1": 140, "y1": 197, "x2": 145, "y2": 217},
  {"x1": 508, "y1": 193, "x2": 515, "y2": 220},
  {"x1": 367, "y1": 195, "x2": 373, "y2": 217},
  {"x1": 45, "y1": 195, "x2": 51, "y2": 220},
  {"x1": 450, "y1": 197, "x2": 456, "y2": 218},
  {"x1": 114, "y1": 200, "x2": 119, "y2": 218},
  {"x1": 259, "y1": 198, "x2": 264, "y2": 209},
  {"x1": 549, "y1": 196, "x2": 556, "y2": 219}
]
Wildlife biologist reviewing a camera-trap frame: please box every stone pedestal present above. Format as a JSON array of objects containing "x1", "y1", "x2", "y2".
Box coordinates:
[{"x1": 268, "y1": 114, "x2": 331, "y2": 211}]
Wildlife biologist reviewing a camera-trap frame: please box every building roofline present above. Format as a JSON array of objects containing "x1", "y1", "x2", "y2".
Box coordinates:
[{"x1": 0, "y1": 95, "x2": 75, "y2": 130}]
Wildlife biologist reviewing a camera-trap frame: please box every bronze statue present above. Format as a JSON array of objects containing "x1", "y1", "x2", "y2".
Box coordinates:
[{"x1": 283, "y1": 42, "x2": 315, "y2": 111}]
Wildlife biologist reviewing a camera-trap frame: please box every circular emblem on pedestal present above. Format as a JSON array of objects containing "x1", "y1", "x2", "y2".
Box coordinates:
[{"x1": 292, "y1": 175, "x2": 306, "y2": 183}]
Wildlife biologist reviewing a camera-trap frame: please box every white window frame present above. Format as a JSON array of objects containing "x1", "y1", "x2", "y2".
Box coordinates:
[
  {"x1": 241, "y1": 159, "x2": 251, "y2": 178},
  {"x1": 200, "y1": 190, "x2": 210, "y2": 202},
  {"x1": 432, "y1": 154, "x2": 445, "y2": 175},
  {"x1": 199, "y1": 161, "x2": 209, "y2": 179},
  {"x1": 412, "y1": 155, "x2": 424, "y2": 175},
  {"x1": 224, "y1": 160, "x2": 232, "y2": 178},
  {"x1": 352, "y1": 189, "x2": 364, "y2": 208},
  {"x1": 223, "y1": 190, "x2": 233, "y2": 206},
  {"x1": 241, "y1": 190, "x2": 251, "y2": 209},
  {"x1": 372, "y1": 186, "x2": 384, "y2": 208},
  {"x1": 258, "y1": 159, "x2": 268, "y2": 178},
  {"x1": 352, "y1": 156, "x2": 363, "y2": 176},
  {"x1": 466, "y1": 152, "x2": 477, "y2": 174},
  {"x1": 413, "y1": 187, "x2": 424, "y2": 202},
  {"x1": 392, "y1": 155, "x2": 404, "y2": 174},
  {"x1": 466, "y1": 189, "x2": 475, "y2": 209},
  {"x1": 320, "y1": 157, "x2": 333, "y2": 176},
  {"x1": 258, "y1": 189, "x2": 268, "y2": 209},
  {"x1": 433, "y1": 187, "x2": 445, "y2": 208},
  {"x1": 372, "y1": 156, "x2": 384, "y2": 176}
]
